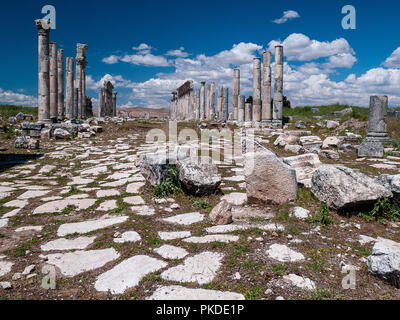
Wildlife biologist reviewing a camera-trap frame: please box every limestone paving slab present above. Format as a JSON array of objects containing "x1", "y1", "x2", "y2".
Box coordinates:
[
  {"x1": 94, "y1": 255, "x2": 167, "y2": 294},
  {"x1": 147, "y1": 285, "x2": 245, "y2": 300},
  {"x1": 158, "y1": 231, "x2": 191, "y2": 241},
  {"x1": 57, "y1": 216, "x2": 129, "y2": 236},
  {"x1": 0, "y1": 260, "x2": 14, "y2": 277},
  {"x1": 266, "y1": 244, "x2": 305, "y2": 263},
  {"x1": 154, "y1": 245, "x2": 189, "y2": 260},
  {"x1": 183, "y1": 235, "x2": 239, "y2": 244},
  {"x1": 162, "y1": 212, "x2": 204, "y2": 226},
  {"x1": 161, "y1": 252, "x2": 224, "y2": 285},
  {"x1": 113, "y1": 231, "x2": 141, "y2": 243},
  {"x1": 44, "y1": 248, "x2": 120, "y2": 277},
  {"x1": 41, "y1": 236, "x2": 96, "y2": 251},
  {"x1": 33, "y1": 199, "x2": 96, "y2": 215}
]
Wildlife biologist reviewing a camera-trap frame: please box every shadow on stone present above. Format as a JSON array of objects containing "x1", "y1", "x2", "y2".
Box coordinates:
[{"x1": 0, "y1": 153, "x2": 44, "y2": 172}]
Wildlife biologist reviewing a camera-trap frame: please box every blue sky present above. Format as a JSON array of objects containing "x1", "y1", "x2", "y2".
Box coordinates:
[{"x1": 0, "y1": 0, "x2": 399, "y2": 109}]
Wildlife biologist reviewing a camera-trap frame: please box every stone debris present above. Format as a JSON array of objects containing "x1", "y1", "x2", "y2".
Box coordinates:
[
  {"x1": 147, "y1": 285, "x2": 245, "y2": 300},
  {"x1": 282, "y1": 274, "x2": 316, "y2": 291},
  {"x1": 283, "y1": 153, "x2": 321, "y2": 188},
  {"x1": 161, "y1": 252, "x2": 223, "y2": 285},
  {"x1": 154, "y1": 245, "x2": 189, "y2": 260},
  {"x1": 266, "y1": 244, "x2": 305, "y2": 263},
  {"x1": 245, "y1": 149, "x2": 297, "y2": 205},
  {"x1": 0, "y1": 260, "x2": 14, "y2": 277},
  {"x1": 95, "y1": 255, "x2": 167, "y2": 294},
  {"x1": 131, "y1": 205, "x2": 156, "y2": 216},
  {"x1": 45, "y1": 248, "x2": 120, "y2": 277},
  {"x1": 113, "y1": 231, "x2": 141, "y2": 243},
  {"x1": 311, "y1": 165, "x2": 392, "y2": 210},
  {"x1": 33, "y1": 199, "x2": 96, "y2": 214},
  {"x1": 290, "y1": 207, "x2": 310, "y2": 220},
  {"x1": 209, "y1": 200, "x2": 233, "y2": 225}
]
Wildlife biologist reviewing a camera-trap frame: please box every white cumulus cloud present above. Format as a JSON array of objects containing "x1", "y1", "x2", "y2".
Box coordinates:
[
  {"x1": 273, "y1": 10, "x2": 300, "y2": 24},
  {"x1": 383, "y1": 47, "x2": 400, "y2": 68}
]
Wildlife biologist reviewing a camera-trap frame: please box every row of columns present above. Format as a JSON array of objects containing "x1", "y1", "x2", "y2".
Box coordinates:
[
  {"x1": 36, "y1": 19, "x2": 89, "y2": 123},
  {"x1": 233, "y1": 45, "x2": 284, "y2": 127}
]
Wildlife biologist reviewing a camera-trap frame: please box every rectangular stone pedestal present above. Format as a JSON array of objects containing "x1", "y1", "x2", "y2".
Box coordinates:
[{"x1": 358, "y1": 137, "x2": 384, "y2": 158}]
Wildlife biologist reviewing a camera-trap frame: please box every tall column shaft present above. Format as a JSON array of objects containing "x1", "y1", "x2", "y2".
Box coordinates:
[
  {"x1": 57, "y1": 49, "x2": 64, "y2": 119},
  {"x1": 217, "y1": 87, "x2": 223, "y2": 121},
  {"x1": 238, "y1": 95, "x2": 245, "y2": 123},
  {"x1": 81, "y1": 63, "x2": 87, "y2": 118},
  {"x1": 49, "y1": 42, "x2": 58, "y2": 120},
  {"x1": 273, "y1": 45, "x2": 284, "y2": 121},
  {"x1": 209, "y1": 82, "x2": 215, "y2": 120},
  {"x1": 73, "y1": 88, "x2": 79, "y2": 119},
  {"x1": 195, "y1": 89, "x2": 200, "y2": 120},
  {"x1": 233, "y1": 69, "x2": 240, "y2": 120},
  {"x1": 206, "y1": 84, "x2": 211, "y2": 120},
  {"x1": 66, "y1": 57, "x2": 74, "y2": 119},
  {"x1": 262, "y1": 51, "x2": 272, "y2": 121},
  {"x1": 98, "y1": 89, "x2": 104, "y2": 117},
  {"x1": 368, "y1": 96, "x2": 388, "y2": 137},
  {"x1": 200, "y1": 82, "x2": 206, "y2": 120},
  {"x1": 222, "y1": 87, "x2": 229, "y2": 121},
  {"x1": 75, "y1": 61, "x2": 82, "y2": 119},
  {"x1": 112, "y1": 92, "x2": 117, "y2": 117},
  {"x1": 35, "y1": 20, "x2": 51, "y2": 122},
  {"x1": 252, "y1": 58, "x2": 261, "y2": 122},
  {"x1": 245, "y1": 103, "x2": 252, "y2": 122}
]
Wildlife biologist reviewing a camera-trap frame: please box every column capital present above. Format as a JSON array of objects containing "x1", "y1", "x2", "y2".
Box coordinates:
[{"x1": 35, "y1": 19, "x2": 51, "y2": 35}]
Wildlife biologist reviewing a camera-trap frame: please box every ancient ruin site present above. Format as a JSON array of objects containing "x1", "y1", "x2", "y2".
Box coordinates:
[{"x1": 1, "y1": 1, "x2": 400, "y2": 303}]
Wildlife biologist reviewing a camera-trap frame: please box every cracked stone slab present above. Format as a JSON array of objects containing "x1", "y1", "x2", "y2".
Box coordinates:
[
  {"x1": 126, "y1": 182, "x2": 146, "y2": 194},
  {"x1": 97, "y1": 200, "x2": 118, "y2": 211},
  {"x1": 154, "y1": 245, "x2": 189, "y2": 260},
  {"x1": 96, "y1": 189, "x2": 120, "y2": 198},
  {"x1": 162, "y1": 212, "x2": 204, "y2": 226},
  {"x1": 158, "y1": 231, "x2": 191, "y2": 241},
  {"x1": 114, "y1": 231, "x2": 141, "y2": 243},
  {"x1": 147, "y1": 285, "x2": 245, "y2": 300},
  {"x1": 17, "y1": 190, "x2": 51, "y2": 200},
  {"x1": 33, "y1": 199, "x2": 96, "y2": 215},
  {"x1": 0, "y1": 260, "x2": 14, "y2": 277},
  {"x1": 67, "y1": 177, "x2": 94, "y2": 186},
  {"x1": 80, "y1": 166, "x2": 108, "y2": 176},
  {"x1": 44, "y1": 248, "x2": 120, "y2": 277},
  {"x1": 15, "y1": 226, "x2": 43, "y2": 233},
  {"x1": 3, "y1": 200, "x2": 28, "y2": 208},
  {"x1": 131, "y1": 205, "x2": 156, "y2": 216},
  {"x1": 124, "y1": 196, "x2": 145, "y2": 205},
  {"x1": 206, "y1": 223, "x2": 284, "y2": 234},
  {"x1": 266, "y1": 244, "x2": 305, "y2": 263},
  {"x1": 41, "y1": 237, "x2": 96, "y2": 251},
  {"x1": 221, "y1": 193, "x2": 248, "y2": 206},
  {"x1": 57, "y1": 216, "x2": 129, "y2": 236},
  {"x1": 183, "y1": 235, "x2": 239, "y2": 244},
  {"x1": 161, "y1": 252, "x2": 223, "y2": 285},
  {"x1": 95, "y1": 255, "x2": 167, "y2": 294}
]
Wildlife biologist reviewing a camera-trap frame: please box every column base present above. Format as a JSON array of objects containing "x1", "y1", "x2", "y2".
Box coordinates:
[
  {"x1": 271, "y1": 120, "x2": 283, "y2": 128},
  {"x1": 260, "y1": 120, "x2": 272, "y2": 128},
  {"x1": 252, "y1": 121, "x2": 261, "y2": 129},
  {"x1": 358, "y1": 137, "x2": 385, "y2": 158}
]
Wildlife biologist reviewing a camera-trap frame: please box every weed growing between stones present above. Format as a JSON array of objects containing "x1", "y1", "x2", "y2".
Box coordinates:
[
  {"x1": 307, "y1": 204, "x2": 332, "y2": 226},
  {"x1": 152, "y1": 165, "x2": 182, "y2": 198},
  {"x1": 357, "y1": 198, "x2": 400, "y2": 223}
]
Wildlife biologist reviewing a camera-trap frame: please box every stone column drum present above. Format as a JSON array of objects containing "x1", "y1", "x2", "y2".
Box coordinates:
[
  {"x1": 200, "y1": 82, "x2": 206, "y2": 120},
  {"x1": 238, "y1": 95, "x2": 245, "y2": 124},
  {"x1": 35, "y1": 19, "x2": 51, "y2": 123},
  {"x1": 262, "y1": 51, "x2": 272, "y2": 123},
  {"x1": 65, "y1": 57, "x2": 74, "y2": 119},
  {"x1": 233, "y1": 69, "x2": 240, "y2": 121},
  {"x1": 252, "y1": 58, "x2": 262, "y2": 123},
  {"x1": 57, "y1": 49, "x2": 64, "y2": 120},
  {"x1": 49, "y1": 42, "x2": 58, "y2": 121},
  {"x1": 273, "y1": 45, "x2": 284, "y2": 124}
]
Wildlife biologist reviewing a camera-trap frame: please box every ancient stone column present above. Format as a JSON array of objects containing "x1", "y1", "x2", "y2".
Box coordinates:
[
  {"x1": 81, "y1": 61, "x2": 87, "y2": 118},
  {"x1": 238, "y1": 95, "x2": 245, "y2": 124},
  {"x1": 245, "y1": 102, "x2": 252, "y2": 123},
  {"x1": 49, "y1": 42, "x2": 58, "y2": 121},
  {"x1": 358, "y1": 96, "x2": 389, "y2": 158},
  {"x1": 76, "y1": 44, "x2": 88, "y2": 119},
  {"x1": 273, "y1": 45, "x2": 284, "y2": 125},
  {"x1": 222, "y1": 87, "x2": 229, "y2": 121},
  {"x1": 112, "y1": 92, "x2": 117, "y2": 117},
  {"x1": 73, "y1": 88, "x2": 79, "y2": 119},
  {"x1": 65, "y1": 57, "x2": 74, "y2": 119},
  {"x1": 205, "y1": 84, "x2": 211, "y2": 120},
  {"x1": 35, "y1": 19, "x2": 51, "y2": 123},
  {"x1": 195, "y1": 89, "x2": 200, "y2": 120},
  {"x1": 75, "y1": 60, "x2": 83, "y2": 119},
  {"x1": 98, "y1": 89, "x2": 105, "y2": 117},
  {"x1": 233, "y1": 69, "x2": 240, "y2": 121},
  {"x1": 217, "y1": 87, "x2": 223, "y2": 121},
  {"x1": 262, "y1": 51, "x2": 272, "y2": 124},
  {"x1": 209, "y1": 82, "x2": 216, "y2": 120},
  {"x1": 200, "y1": 81, "x2": 206, "y2": 120},
  {"x1": 57, "y1": 49, "x2": 64, "y2": 120},
  {"x1": 252, "y1": 58, "x2": 261, "y2": 124}
]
